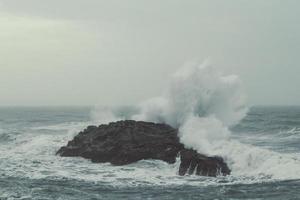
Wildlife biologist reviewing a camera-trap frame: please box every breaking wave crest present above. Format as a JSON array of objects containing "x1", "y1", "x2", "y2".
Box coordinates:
[{"x1": 92, "y1": 61, "x2": 300, "y2": 181}]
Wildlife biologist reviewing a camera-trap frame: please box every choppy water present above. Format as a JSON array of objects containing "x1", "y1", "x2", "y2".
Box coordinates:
[{"x1": 1, "y1": 106, "x2": 300, "y2": 199}]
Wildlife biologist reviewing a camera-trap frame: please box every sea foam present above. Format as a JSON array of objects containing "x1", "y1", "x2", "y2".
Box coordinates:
[{"x1": 132, "y1": 62, "x2": 247, "y2": 155}]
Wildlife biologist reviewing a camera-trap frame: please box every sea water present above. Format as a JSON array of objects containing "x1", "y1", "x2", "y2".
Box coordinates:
[{"x1": 1, "y1": 106, "x2": 300, "y2": 199}]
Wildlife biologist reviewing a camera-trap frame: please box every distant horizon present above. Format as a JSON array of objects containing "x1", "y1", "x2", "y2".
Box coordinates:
[{"x1": 1, "y1": 104, "x2": 300, "y2": 107}]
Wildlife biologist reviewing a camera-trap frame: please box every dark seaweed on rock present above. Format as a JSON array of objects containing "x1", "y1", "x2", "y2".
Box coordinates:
[{"x1": 57, "y1": 120, "x2": 230, "y2": 177}]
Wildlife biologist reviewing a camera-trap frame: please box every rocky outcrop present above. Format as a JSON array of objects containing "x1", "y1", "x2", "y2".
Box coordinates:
[
  {"x1": 57, "y1": 120, "x2": 230, "y2": 177},
  {"x1": 57, "y1": 121, "x2": 183, "y2": 165}
]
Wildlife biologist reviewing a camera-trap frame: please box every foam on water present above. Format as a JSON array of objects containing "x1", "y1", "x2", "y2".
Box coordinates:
[
  {"x1": 0, "y1": 122, "x2": 235, "y2": 187},
  {"x1": 1, "y1": 113, "x2": 300, "y2": 190},
  {"x1": 281, "y1": 127, "x2": 300, "y2": 137}
]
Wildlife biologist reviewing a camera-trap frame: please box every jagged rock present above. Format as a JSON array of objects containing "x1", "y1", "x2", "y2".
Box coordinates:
[
  {"x1": 57, "y1": 120, "x2": 230, "y2": 177},
  {"x1": 179, "y1": 149, "x2": 231, "y2": 176}
]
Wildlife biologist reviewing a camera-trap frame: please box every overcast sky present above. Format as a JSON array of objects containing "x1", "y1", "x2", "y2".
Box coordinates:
[{"x1": 0, "y1": 0, "x2": 299, "y2": 106}]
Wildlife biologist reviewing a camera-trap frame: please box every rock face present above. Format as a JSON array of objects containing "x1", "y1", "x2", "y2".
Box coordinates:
[
  {"x1": 57, "y1": 120, "x2": 230, "y2": 177},
  {"x1": 179, "y1": 149, "x2": 230, "y2": 176},
  {"x1": 57, "y1": 120, "x2": 183, "y2": 165}
]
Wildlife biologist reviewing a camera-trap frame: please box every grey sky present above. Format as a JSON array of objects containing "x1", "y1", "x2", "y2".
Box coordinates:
[{"x1": 0, "y1": 0, "x2": 299, "y2": 106}]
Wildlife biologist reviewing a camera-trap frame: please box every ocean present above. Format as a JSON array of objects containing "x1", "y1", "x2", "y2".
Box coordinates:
[{"x1": 1, "y1": 106, "x2": 300, "y2": 199}]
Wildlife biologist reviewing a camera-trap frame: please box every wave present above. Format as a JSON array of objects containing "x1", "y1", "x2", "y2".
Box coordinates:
[{"x1": 91, "y1": 61, "x2": 300, "y2": 181}]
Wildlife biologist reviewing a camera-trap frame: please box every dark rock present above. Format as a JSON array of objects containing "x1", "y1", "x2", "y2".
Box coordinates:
[
  {"x1": 57, "y1": 120, "x2": 183, "y2": 165},
  {"x1": 179, "y1": 149, "x2": 231, "y2": 176},
  {"x1": 57, "y1": 120, "x2": 230, "y2": 177}
]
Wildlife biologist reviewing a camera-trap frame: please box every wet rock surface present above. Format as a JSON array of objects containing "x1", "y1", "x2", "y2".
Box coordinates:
[
  {"x1": 57, "y1": 120, "x2": 230, "y2": 177},
  {"x1": 179, "y1": 149, "x2": 231, "y2": 176}
]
